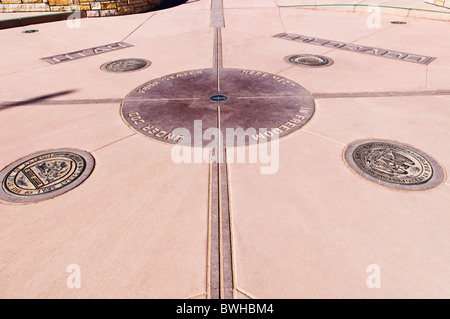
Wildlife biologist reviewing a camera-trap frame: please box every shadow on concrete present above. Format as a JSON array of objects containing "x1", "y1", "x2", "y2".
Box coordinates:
[
  {"x1": 0, "y1": 90, "x2": 77, "y2": 110},
  {"x1": 150, "y1": 0, "x2": 196, "y2": 12}
]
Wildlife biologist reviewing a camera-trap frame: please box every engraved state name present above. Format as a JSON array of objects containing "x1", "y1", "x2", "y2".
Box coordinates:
[{"x1": 273, "y1": 33, "x2": 435, "y2": 65}]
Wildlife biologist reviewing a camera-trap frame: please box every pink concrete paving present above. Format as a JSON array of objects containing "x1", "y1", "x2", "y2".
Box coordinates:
[{"x1": 0, "y1": 0, "x2": 449, "y2": 299}]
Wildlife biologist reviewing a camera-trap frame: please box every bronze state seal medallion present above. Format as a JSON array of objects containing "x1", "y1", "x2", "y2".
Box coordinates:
[{"x1": 344, "y1": 139, "x2": 446, "y2": 191}]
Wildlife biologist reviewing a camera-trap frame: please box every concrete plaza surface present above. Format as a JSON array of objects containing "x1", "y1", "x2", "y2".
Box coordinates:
[{"x1": 0, "y1": 0, "x2": 449, "y2": 298}]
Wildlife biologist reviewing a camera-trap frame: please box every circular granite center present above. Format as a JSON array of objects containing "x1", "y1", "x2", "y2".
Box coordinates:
[
  {"x1": 285, "y1": 54, "x2": 334, "y2": 67},
  {"x1": 121, "y1": 68, "x2": 315, "y2": 147}
]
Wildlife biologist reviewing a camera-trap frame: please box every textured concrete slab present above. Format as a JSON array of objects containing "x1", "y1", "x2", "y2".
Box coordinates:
[
  {"x1": 228, "y1": 132, "x2": 450, "y2": 298},
  {"x1": 276, "y1": 0, "x2": 450, "y2": 21}
]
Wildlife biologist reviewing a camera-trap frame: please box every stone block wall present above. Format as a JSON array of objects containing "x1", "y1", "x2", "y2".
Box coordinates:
[{"x1": 0, "y1": 0, "x2": 164, "y2": 15}]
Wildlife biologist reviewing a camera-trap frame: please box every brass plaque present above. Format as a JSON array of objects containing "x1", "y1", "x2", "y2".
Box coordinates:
[
  {"x1": 284, "y1": 54, "x2": 334, "y2": 67},
  {"x1": 41, "y1": 42, "x2": 133, "y2": 64},
  {"x1": 344, "y1": 139, "x2": 446, "y2": 191}
]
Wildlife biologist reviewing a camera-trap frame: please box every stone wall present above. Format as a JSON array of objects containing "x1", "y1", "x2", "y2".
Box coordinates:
[
  {"x1": 0, "y1": 0, "x2": 164, "y2": 16},
  {"x1": 425, "y1": 0, "x2": 450, "y2": 8}
]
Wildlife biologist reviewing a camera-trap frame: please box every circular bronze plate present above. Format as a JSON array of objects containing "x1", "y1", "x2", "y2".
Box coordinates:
[
  {"x1": 344, "y1": 139, "x2": 446, "y2": 191},
  {"x1": 0, "y1": 149, "x2": 95, "y2": 204},
  {"x1": 101, "y1": 58, "x2": 151, "y2": 73},
  {"x1": 284, "y1": 54, "x2": 334, "y2": 68},
  {"x1": 120, "y1": 68, "x2": 315, "y2": 147}
]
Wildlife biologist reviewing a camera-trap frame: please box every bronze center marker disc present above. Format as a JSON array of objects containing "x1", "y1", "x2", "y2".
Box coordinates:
[{"x1": 121, "y1": 68, "x2": 315, "y2": 147}]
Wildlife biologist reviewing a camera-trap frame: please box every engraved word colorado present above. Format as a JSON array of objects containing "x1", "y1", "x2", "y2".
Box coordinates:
[{"x1": 273, "y1": 33, "x2": 436, "y2": 65}]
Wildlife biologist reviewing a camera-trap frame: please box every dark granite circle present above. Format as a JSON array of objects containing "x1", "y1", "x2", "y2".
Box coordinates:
[
  {"x1": 344, "y1": 139, "x2": 446, "y2": 191},
  {"x1": 120, "y1": 68, "x2": 315, "y2": 147},
  {"x1": 0, "y1": 149, "x2": 95, "y2": 204},
  {"x1": 22, "y1": 29, "x2": 39, "y2": 33},
  {"x1": 284, "y1": 54, "x2": 334, "y2": 68},
  {"x1": 391, "y1": 21, "x2": 407, "y2": 24},
  {"x1": 101, "y1": 58, "x2": 151, "y2": 73}
]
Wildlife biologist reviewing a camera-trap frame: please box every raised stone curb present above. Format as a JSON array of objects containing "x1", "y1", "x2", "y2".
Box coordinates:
[{"x1": 0, "y1": 0, "x2": 163, "y2": 16}]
